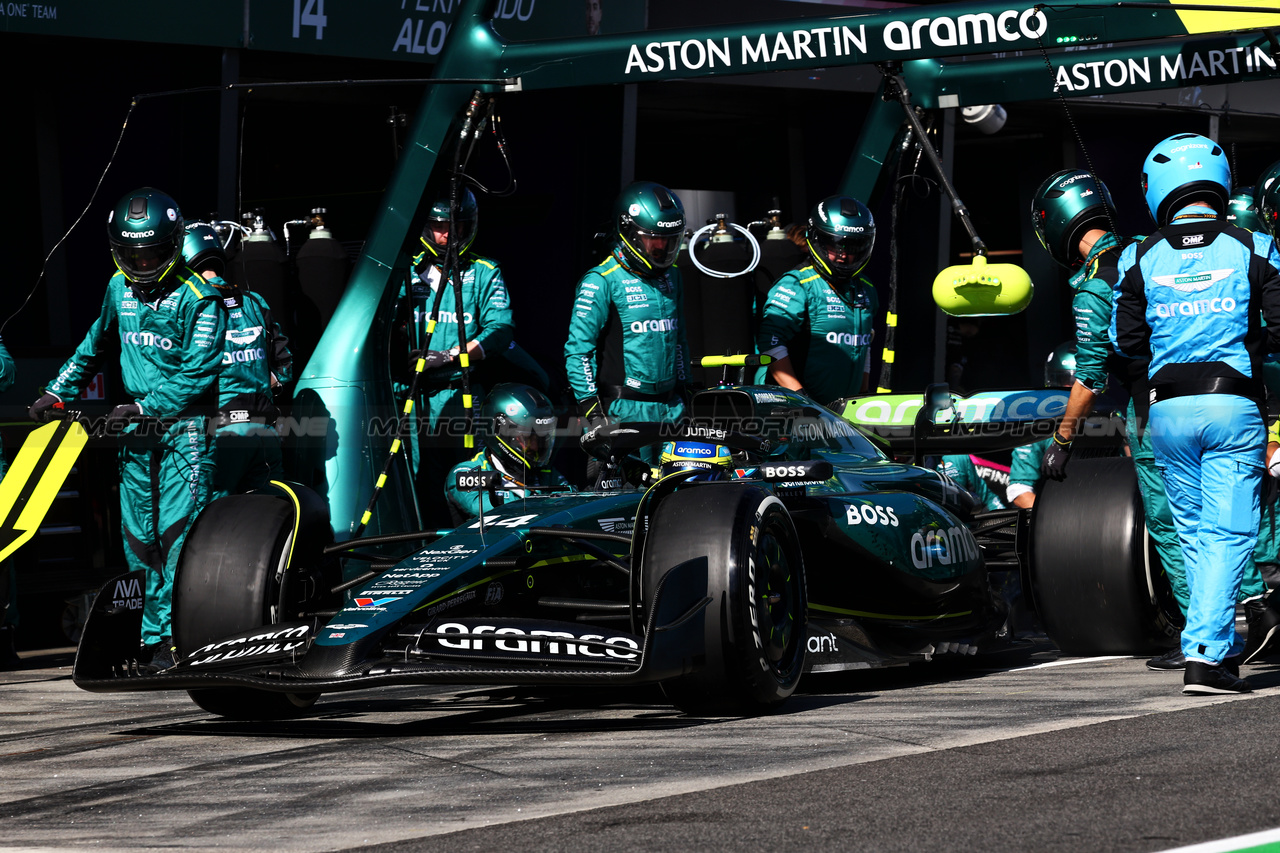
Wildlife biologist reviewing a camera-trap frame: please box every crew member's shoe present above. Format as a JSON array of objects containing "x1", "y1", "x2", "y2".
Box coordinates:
[
  {"x1": 1146, "y1": 648, "x2": 1185, "y2": 671},
  {"x1": 1183, "y1": 660, "x2": 1252, "y2": 695},
  {"x1": 1242, "y1": 595, "x2": 1280, "y2": 664},
  {"x1": 140, "y1": 637, "x2": 176, "y2": 673}
]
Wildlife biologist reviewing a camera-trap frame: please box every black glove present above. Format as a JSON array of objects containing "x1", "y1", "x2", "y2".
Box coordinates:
[
  {"x1": 29, "y1": 393, "x2": 65, "y2": 423},
  {"x1": 106, "y1": 403, "x2": 144, "y2": 426},
  {"x1": 578, "y1": 397, "x2": 610, "y2": 430},
  {"x1": 1042, "y1": 433, "x2": 1073, "y2": 481},
  {"x1": 408, "y1": 349, "x2": 454, "y2": 373}
]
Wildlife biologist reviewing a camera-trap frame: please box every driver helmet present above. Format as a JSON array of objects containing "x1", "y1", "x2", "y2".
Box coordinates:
[
  {"x1": 806, "y1": 195, "x2": 875, "y2": 280},
  {"x1": 615, "y1": 181, "x2": 684, "y2": 274},
  {"x1": 1141, "y1": 133, "x2": 1230, "y2": 227},
  {"x1": 1256, "y1": 159, "x2": 1280, "y2": 238},
  {"x1": 183, "y1": 222, "x2": 227, "y2": 278},
  {"x1": 107, "y1": 187, "x2": 185, "y2": 286},
  {"x1": 658, "y1": 440, "x2": 733, "y2": 481},
  {"x1": 419, "y1": 187, "x2": 479, "y2": 263},
  {"x1": 1045, "y1": 342, "x2": 1077, "y2": 389},
  {"x1": 482, "y1": 383, "x2": 557, "y2": 474},
  {"x1": 1031, "y1": 169, "x2": 1117, "y2": 268},
  {"x1": 1227, "y1": 187, "x2": 1264, "y2": 232}
]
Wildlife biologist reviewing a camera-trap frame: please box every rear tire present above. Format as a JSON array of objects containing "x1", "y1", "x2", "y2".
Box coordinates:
[
  {"x1": 642, "y1": 484, "x2": 807, "y2": 714},
  {"x1": 174, "y1": 489, "x2": 331, "y2": 720},
  {"x1": 1030, "y1": 456, "x2": 1180, "y2": 655}
]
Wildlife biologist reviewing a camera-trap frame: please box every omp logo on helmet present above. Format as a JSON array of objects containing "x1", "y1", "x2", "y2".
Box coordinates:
[
  {"x1": 630, "y1": 318, "x2": 678, "y2": 333},
  {"x1": 1181, "y1": 234, "x2": 1205, "y2": 246},
  {"x1": 223, "y1": 348, "x2": 266, "y2": 365},
  {"x1": 226, "y1": 326, "x2": 263, "y2": 346},
  {"x1": 122, "y1": 331, "x2": 174, "y2": 350},
  {"x1": 1151, "y1": 269, "x2": 1232, "y2": 292}
]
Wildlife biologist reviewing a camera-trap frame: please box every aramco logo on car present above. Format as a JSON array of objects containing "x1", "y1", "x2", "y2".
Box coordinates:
[{"x1": 910, "y1": 526, "x2": 980, "y2": 569}]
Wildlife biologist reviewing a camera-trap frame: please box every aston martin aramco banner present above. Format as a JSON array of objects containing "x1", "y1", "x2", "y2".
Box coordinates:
[{"x1": 0, "y1": 0, "x2": 646, "y2": 61}]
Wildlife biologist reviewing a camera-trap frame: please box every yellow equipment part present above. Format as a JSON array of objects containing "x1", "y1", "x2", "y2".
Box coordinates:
[
  {"x1": 932, "y1": 255, "x2": 1034, "y2": 316},
  {"x1": 0, "y1": 419, "x2": 89, "y2": 563}
]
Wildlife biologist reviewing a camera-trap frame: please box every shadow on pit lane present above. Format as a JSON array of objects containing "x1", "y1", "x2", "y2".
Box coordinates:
[
  {"x1": 799, "y1": 645, "x2": 1057, "y2": 697},
  {"x1": 120, "y1": 684, "x2": 874, "y2": 740}
]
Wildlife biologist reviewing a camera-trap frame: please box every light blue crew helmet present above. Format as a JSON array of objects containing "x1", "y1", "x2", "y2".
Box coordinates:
[{"x1": 1140, "y1": 133, "x2": 1230, "y2": 227}]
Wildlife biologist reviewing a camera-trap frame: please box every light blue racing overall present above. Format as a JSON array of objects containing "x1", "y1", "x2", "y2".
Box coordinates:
[{"x1": 1113, "y1": 209, "x2": 1280, "y2": 664}]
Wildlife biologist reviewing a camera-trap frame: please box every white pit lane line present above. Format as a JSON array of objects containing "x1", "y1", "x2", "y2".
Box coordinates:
[
  {"x1": 1154, "y1": 825, "x2": 1280, "y2": 853},
  {"x1": 1022, "y1": 655, "x2": 1138, "y2": 670}
]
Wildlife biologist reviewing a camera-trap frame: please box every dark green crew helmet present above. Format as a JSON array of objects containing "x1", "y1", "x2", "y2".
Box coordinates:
[
  {"x1": 1045, "y1": 342, "x2": 1077, "y2": 389},
  {"x1": 107, "y1": 187, "x2": 184, "y2": 285},
  {"x1": 182, "y1": 222, "x2": 227, "y2": 277},
  {"x1": 419, "y1": 187, "x2": 479, "y2": 262},
  {"x1": 482, "y1": 383, "x2": 558, "y2": 474},
  {"x1": 1256, "y1": 159, "x2": 1280, "y2": 238},
  {"x1": 806, "y1": 195, "x2": 875, "y2": 280},
  {"x1": 1227, "y1": 187, "x2": 1264, "y2": 232},
  {"x1": 1031, "y1": 169, "x2": 1117, "y2": 268},
  {"x1": 615, "y1": 181, "x2": 684, "y2": 274}
]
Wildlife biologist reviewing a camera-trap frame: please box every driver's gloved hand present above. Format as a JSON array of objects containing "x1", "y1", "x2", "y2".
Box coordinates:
[
  {"x1": 28, "y1": 392, "x2": 64, "y2": 423},
  {"x1": 617, "y1": 455, "x2": 655, "y2": 488},
  {"x1": 1042, "y1": 433, "x2": 1073, "y2": 481},
  {"x1": 408, "y1": 349, "x2": 454, "y2": 374}
]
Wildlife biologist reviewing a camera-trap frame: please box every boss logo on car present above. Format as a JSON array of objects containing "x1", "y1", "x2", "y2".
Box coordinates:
[{"x1": 845, "y1": 503, "x2": 899, "y2": 527}]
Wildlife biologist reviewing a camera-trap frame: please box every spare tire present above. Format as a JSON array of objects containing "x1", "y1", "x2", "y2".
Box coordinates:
[{"x1": 1029, "y1": 456, "x2": 1181, "y2": 655}]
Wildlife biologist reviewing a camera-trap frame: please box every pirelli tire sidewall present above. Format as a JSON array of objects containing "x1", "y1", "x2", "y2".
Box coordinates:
[
  {"x1": 1029, "y1": 455, "x2": 1180, "y2": 655},
  {"x1": 643, "y1": 483, "x2": 808, "y2": 714}
]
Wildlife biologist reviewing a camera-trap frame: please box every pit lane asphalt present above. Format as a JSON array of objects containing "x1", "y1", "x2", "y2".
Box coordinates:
[{"x1": 3, "y1": 648, "x2": 1280, "y2": 852}]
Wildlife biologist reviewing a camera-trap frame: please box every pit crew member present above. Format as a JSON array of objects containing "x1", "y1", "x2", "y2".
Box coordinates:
[
  {"x1": 757, "y1": 195, "x2": 879, "y2": 406},
  {"x1": 398, "y1": 188, "x2": 515, "y2": 523},
  {"x1": 565, "y1": 181, "x2": 692, "y2": 463},
  {"x1": 1112, "y1": 133, "x2": 1280, "y2": 694},
  {"x1": 30, "y1": 188, "x2": 225, "y2": 672},
  {"x1": 183, "y1": 223, "x2": 293, "y2": 500},
  {"x1": 445, "y1": 383, "x2": 568, "y2": 523}
]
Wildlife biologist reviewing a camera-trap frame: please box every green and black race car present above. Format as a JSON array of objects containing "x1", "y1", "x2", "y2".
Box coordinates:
[{"x1": 71, "y1": 377, "x2": 1179, "y2": 720}]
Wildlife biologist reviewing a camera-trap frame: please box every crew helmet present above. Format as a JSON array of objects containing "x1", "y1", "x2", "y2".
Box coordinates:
[
  {"x1": 1031, "y1": 169, "x2": 1117, "y2": 268},
  {"x1": 482, "y1": 383, "x2": 557, "y2": 474},
  {"x1": 657, "y1": 440, "x2": 733, "y2": 482},
  {"x1": 419, "y1": 187, "x2": 479, "y2": 262},
  {"x1": 806, "y1": 195, "x2": 875, "y2": 280},
  {"x1": 107, "y1": 187, "x2": 185, "y2": 285},
  {"x1": 1256, "y1": 159, "x2": 1280, "y2": 238},
  {"x1": 1141, "y1": 133, "x2": 1231, "y2": 227},
  {"x1": 1226, "y1": 187, "x2": 1264, "y2": 232},
  {"x1": 182, "y1": 222, "x2": 227, "y2": 277},
  {"x1": 615, "y1": 181, "x2": 684, "y2": 273},
  {"x1": 1045, "y1": 342, "x2": 1077, "y2": 389}
]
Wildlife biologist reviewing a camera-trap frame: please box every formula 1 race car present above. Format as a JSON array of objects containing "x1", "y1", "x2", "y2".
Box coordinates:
[{"x1": 71, "y1": 382, "x2": 1179, "y2": 719}]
